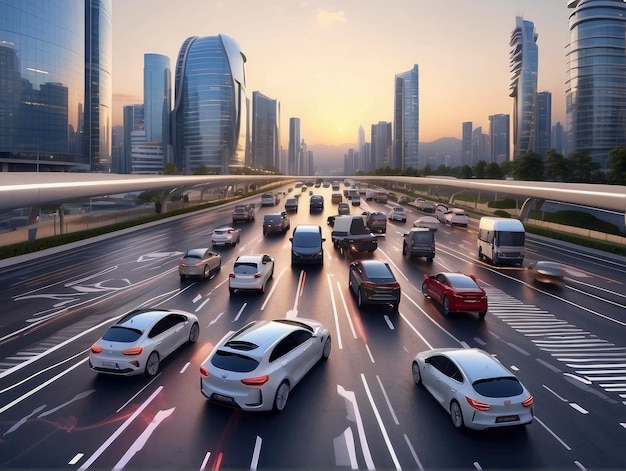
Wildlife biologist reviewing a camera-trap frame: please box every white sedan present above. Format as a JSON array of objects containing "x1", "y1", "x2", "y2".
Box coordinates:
[
  {"x1": 212, "y1": 226, "x2": 241, "y2": 247},
  {"x1": 412, "y1": 348, "x2": 534, "y2": 430},
  {"x1": 413, "y1": 216, "x2": 440, "y2": 231},
  {"x1": 444, "y1": 208, "x2": 470, "y2": 226},
  {"x1": 387, "y1": 205, "x2": 407, "y2": 223},
  {"x1": 200, "y1": 318, "x2": 331, "y2": 411},
  {"x1": 89, "y1": 309, "x2": 200, "y2": 377},
  {"x1": 229, "y1": 254, "x2": 274, "y2": 295}
]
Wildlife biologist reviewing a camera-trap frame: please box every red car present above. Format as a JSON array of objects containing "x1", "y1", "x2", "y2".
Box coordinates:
[{"x1": 421, "y1": 273, "x2": 487, "y2": 319}]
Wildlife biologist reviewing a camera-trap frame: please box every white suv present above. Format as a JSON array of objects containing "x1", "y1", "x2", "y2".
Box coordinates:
[{"x1": 388, "y1": 205, "x2": 407, "y2": 223}]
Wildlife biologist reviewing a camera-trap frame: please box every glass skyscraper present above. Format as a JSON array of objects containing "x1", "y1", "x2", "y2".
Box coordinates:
[
  {"x1": 510, "y1": 16, "x2": 538, "y2": 158},
  {"x1": 143, "y1": 54, "x2": 171, "y2": 151},
  {"x1": 288, "y1": 117, "x2": 301, "y2": 176},
  {"x1": 251, "y1": 91, "x2": 280, "y2": 171},
  {"x1": 536, "y1": 91, "x2": 552, "y2": 158},
  {"x1": 172, "y1": 34, "x2": 248, "y2": 174},
  {"x1": 0, "y1": 0, "x2": 88, "y2": 171},
  {"x1": 393, "y1": 64, "x2": 419, "y2": 170},
  {"x1": 489, "y1": 114, "x2": 511, "y2": 164},
  {"x1": 566, "y1": 0, "x2": 626, "y2": 167}
]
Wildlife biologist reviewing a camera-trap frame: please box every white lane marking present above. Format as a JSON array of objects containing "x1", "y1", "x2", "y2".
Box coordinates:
[
  {"x1": 337, "y1": 385, "x2": 375, "y2": 470},
  {"x1": 78, "y1": 386, "x2": 164, "y2": 470},
  {"x1": 534, "y1": 416, "x2": 572, "y2": 451},
  {"x1": 542, "y1": 384, "x2": 569, "y2": 402},
  {"x1": 38, "y1": 390, "x2": 94, "y2": 418},
  {"x1": 234, "y1": 303, "x2": 247, "y2": 322},
  {"x1": 377, "y1": 248, "x2": 409, "y2": 282},
  {"x1": 569, "y1": 403, "x2": 589, "y2": 414},
  {"x1": 180, "y1": 362, "x2": 190, "y2": 374},
  {"x1": 365, "y1": 344, "x2": 375, "y2": 364},
  {"x1": 376, "y1": 375, "x2": 399, "y2": 425},
  {"x1": 116, "y1": 376, "x2": 160, "y2": 413},
  {"x1": 336, "y1": 282, "x2": 358, "y2": 339},
  {"x1": 199, "y1": 451, "x2": 211, "y2": 471},
  {"x1": 403, "y1": 435, "x2": 424, "y2": 471},
  {"x1": 250, "y1": 435, "x2": 262, "y2": 471},
  {"x1": 208, "y1": 312, "x2": 224, "y2": 327},
  {"x1": 261, "y1": 266, "x2": 287, "y2": 311},
  {"x1": 473, "y1": 462, "x2": 483, "y2": 470},
  {"x1": 574, "y1": 460, "x2": 588, "y2": 470},
  {"x1": 113, "y1": 407, "x2": 175, "y2": 469},
  {"x1": 69, "y1": 454, "x2": 84, "y2": 465},
  {"x1": 327, "y1": 275, "x2": 343, "y2": 350},
  {"x1": 3, "y1": 405, "x2": 45, "y2": 436},
  {"x1": 360, "y1": 374, "x2": 401, "y2": 470},
  {"x1": 193, "y1": 294, "x2": 202, "y2": 303},
  {"x1": 195, "y1": 297, "x2": 211, "y2": 312},
  {"x1": 384, "y1": 315, "x2": 395, "y2": 330},
  {"x1": 0, "y1": 358, "x2": 87, "y2": 414}
]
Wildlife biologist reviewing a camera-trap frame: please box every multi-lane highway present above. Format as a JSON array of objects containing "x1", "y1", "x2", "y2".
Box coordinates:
[{"x1": 0, "y1": 184, "x2": 625, "y2": 470}]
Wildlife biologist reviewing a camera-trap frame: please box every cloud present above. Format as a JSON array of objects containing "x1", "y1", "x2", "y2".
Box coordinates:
[{"x1": 314, "y1": 8, "x2": 345, "y2": 27}]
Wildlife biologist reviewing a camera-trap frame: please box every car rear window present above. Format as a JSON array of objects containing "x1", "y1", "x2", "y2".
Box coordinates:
[
  {"x1": 447, "y1": 275, "x2": 479, "y2": 289},
  {"x1": 472, "y1": 377, "x2": 524, "y2": 398},
  {"x1": 264, "y1": 216, "x2": 280, "y2": 223},
  {"x1": 102, "y1": 326, "x2": 142, "y2": 342},
  {"x1": 293, "y1": 232, "x2": 320, "y2": 247},
  {"x1": 234, "y1": 207, "x2": 245, "y2": 213},
  {"x1": 363, "y1": 263, "x2": 394, "y2": 280},
  {"x1": 211, "y1": 350, "x2": 259, "y2": 373},
  {"x1": 233, "y1": 262, "x2": 259, "y2": 274},
  {"x1": 411, "y1": 231, "x2": 432, "y2": 243}
]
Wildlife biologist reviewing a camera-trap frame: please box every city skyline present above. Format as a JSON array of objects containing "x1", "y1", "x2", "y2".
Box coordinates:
[{"x1": 112, "y1": 1, "x2": 570, "y2": 148}]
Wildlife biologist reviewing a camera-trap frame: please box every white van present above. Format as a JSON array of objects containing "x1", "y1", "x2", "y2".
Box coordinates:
[{"x1": 477, "y1": 217, "x2": 525, "y2": 266}]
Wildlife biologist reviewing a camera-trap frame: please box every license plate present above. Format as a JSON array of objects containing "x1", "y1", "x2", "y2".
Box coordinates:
[
  {"x1": 100, "y1": 361, "x2": 117, "y2": 369},
  {"x1": 496, "y1": 415, "x2": 519, "y2": 423},
  {"x1": 212, "y1": 393, "x2": 234, "y2": 404}
]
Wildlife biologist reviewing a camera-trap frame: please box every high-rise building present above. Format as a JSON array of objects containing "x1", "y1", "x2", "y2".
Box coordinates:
[
  {"x1": 552, "y1": 121, "x2": 564, "y2": 155},
  {"x1": 462, "y1": 122, "x2": 473, "y2": 166},
  {"x1": 489, "y1": 114, "x2": 511, "y2": 164},
  {"x1": 85, "y1": 0, "x2": 113, "y2": 172},
  {"x1": 393, "y1": 64, "x2": 419, "y2": 170},
  {"x1": 122, "y1": 104, "x2": 144, "y2": 174},
  {"x1": 510, "y1": 16, "x2": 538, "y2": 158},
  {"x1": 472, "y1": 127, "x2": 488, "y2": 164},
  {"x1": 566, "y1": 0, "x2": 626, "y2": 167},
  {"x1": 0, "y1": 0, "x2": 110, "y2": 172},
  {"x1": 251, "y1": 91, "x2": 280, "y2": 171},
  {"x1": 536, "y1": 91, "x2": 552, "y2": 157},
  {"x1": 357, "y1": 125, "x2": 366, "y2": 172},
  {"x1": 143, "y1": 53, "x2": 171, "y2": 162},
  {"x1": 172, "y1": 34, "x2": 248, "y2": 174},
  {"x1": 371, "y1": 122, "x2": 392, "y2": 170},
  {"x1": 288, "y1": 118, "x2": 301, "y2": 175}
]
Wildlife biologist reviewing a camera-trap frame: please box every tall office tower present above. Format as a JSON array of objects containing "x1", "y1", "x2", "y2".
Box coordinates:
[
  {"x1": 462, "y1": 122, "x2": 473, "y2": 166},
  {"x1": 143, "y1": 54, "x2": 171, "y2": 163},
  {"x1": 111, "y1": 126, "x2": 123, "y2": 173},
  {"x1": 0, "y1": 0, "x2": 109, "y2": 172},
  {"x1": 357, "y1": 125, "x2": 366, "y2": 172},
  {"x1": 288, "y1": 118, "x2": 301, "y2": 175},
  {"x1": 85, "y1": 0, "x2": 113, "y2": 172},
  {"x1": 344, "y1": 148, "x2": 356, "y2": 176},
  {"x1": 510, "y1": 16, "x2": 538, "y2": 158},
  {"x1": 566, "y1": 0, "x2": 626, "y2": 166},
  {"x1": 122, "y1": 105, "x2": 144, "y2": 174},
  {"x1": 489, "y1": 114, "x2": 511, "y2": 164},
  {"x1": 393, "y1": 64, "x2": 419, "y2": 170},
  {"x1": 552, "y1": 122, "x2": 564, "y2": 155},
  {"x1": 536, "y1": 91, "x2": 552, "y2": 157},
  {"x1": 371, "y1": 121, "x2": 392, "y2": 170},
  {"x1": 172, "y1": 34, "x2": 248, "y2": 174},
  {"x1": 472, "y1": 127, "x2": 488, "y2": 164},
  {"x1": 251, "y1": 91, "x2": 280, "y2": 171}
]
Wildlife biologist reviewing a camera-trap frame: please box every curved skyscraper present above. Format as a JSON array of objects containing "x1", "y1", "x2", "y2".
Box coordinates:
[
  {"x1": 172, "y1": 34, "x2": 248, "y2": 174},
  {"x1": 566, "y1": 0, "x2": 626, "y2": 166},
  {"x1": 0, "y1": 0, "x2": 87, "y2": 171},
  {"x1": 510, "y1": 16, "x2": 538, "y2": 158}
]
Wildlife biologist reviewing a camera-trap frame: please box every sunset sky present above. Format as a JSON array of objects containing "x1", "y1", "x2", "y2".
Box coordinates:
[{"x1": 112, "y1": 0, "x2": 571, "y2": 147}]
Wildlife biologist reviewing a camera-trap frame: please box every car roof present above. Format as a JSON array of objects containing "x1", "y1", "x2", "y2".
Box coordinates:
[
  {"x1": 184, "y1": 248, "x2": 210, "y2": 256},
  {"x1": 293, "y1": 224, "x2": 321, "y2": 233},
  {"x1": 115, "y1": 309, "x2": 172, "y2": 331},
  {"x1": 234, "y1": 254, "x2": 266, "y2": 264},
  {"x1": 215, "y1": 226, "x2": 235, "y2": 231},
  {"x1": 430, "y1": 348, "x2": 512, "y2": 382},
  {"x1": 358, "y1": 259, "x2": 392, "y2": 272},
  {"x1": 221, "y1": 319, "x2": 314, "y2": 357}
]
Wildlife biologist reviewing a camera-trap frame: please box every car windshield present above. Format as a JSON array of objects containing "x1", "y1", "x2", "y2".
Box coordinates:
[
  {"x1": 447, "y1": 275, "x2": 479, "y2": 289},
  {"x1": 215, "y1": 229, "x2": 229, "y2": 234},
  {"x1": 102, "y1": 326, "x2": 143, "y2": 342},
  {"x1": 211, "y1": 350, "x2": 260, "y2": 373},
  {"x1": 497, "y1": 231, "x2": 525, "y2": 246},
  {"x1": 233, "y1": 262, "x2": 259, "y2": 274},
  {"x1": 472, "y1": 376, "x2": 524, "y2": 398}
]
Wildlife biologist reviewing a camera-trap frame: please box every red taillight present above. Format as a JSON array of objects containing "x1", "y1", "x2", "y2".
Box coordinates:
[
  {"x1": 122, "y1": 346, "x2": 143, "y2": 356},
  {"x1": 522, "y1": 395, "x2": 534, "y2": 407},
  {"x1": 91, "y1": 344, "x2": 102, "y2": 354},
  {"x1": 229, "y1": 273, "x2": 236, "y2": 278},
  {"x1": 466, "y1": 396, "x2": 491, "y2": 411},
  {"x1": 241, "y1": 375, "x2": 269, "y2": 386},
  {"x1": 200, "y1": 366, "x2": 209, "y2": 377},
  {"x1": 361, "y1": 282, "x2": 376, "y2": 290},
  {"x1": 254, "y1": 273, "x2": 262, "y2": 279}
]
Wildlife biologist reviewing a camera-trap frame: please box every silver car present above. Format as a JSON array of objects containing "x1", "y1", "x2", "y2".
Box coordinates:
[
  {"x1": 228, "y1": 254, "x2": 274, "y2": 295},
  {"x1": 412, "y1": 348, "x2": 534, "y2": 430},
  {"x1": 211, "y1": 226, "x2": 241, "y2": 247},
  {"x1": 200, "y1": 318, "x2": 331, "y2": 411},
  {"x1": 89, "y1": 308, "x2": 200, "y2": 377},
  {"x1": 178, "y1": 248, "x2": 222, "y2": 280}
]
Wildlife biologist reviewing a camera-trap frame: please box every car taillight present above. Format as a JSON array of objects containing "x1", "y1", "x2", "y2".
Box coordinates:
[
  {"x1": 466, "y1": 396, "x2": 490, "y2": 411},
  {"x1": 229, "y1": 273, "x2": 236, "y2": 278},
  {"x1": 522, "y1": 395, "x2": 534, "y2": 407},
  {"x1": 122, "y1": 347, "x2": 143, "y2": 356},
  {"x1": 91, "y1": 344, "x2": 102, "y2": 354},
  {"x1": 200, "y1": 366, "x2": 209, "y2": 377},
  {"x1": 361, "y1": 282, "x2": 377, "y2": 290},
  {"x1": 254, "y1": 273, "x2": 262, "y2": 279},
  {"x1": 241, "y1": 375, "x2": 269, "y2": 386}
]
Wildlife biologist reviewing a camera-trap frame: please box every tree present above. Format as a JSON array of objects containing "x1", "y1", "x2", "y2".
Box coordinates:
[
  {"x1": 544, "y1": 149, "x2": 568, "y2": 181},
  {"x1": 472, "y1": 160, "x2": 487, "y2": 178},
  {"x1": 499, "y1": 160, "x2": 513, "y2": 178},
  {"x1": 484, "y1": 162, "x2": 503, "y2": 179},
  {"x1": 459, "y1": 164, "x2": 473, "y2": 179},
  {"x1": 607, "y1": 146, "x2": 626, "y2": 184},
  {"x1": 566, "y1": 150, "x2": 600, "y2": 183},
  {"x1": 512, "y1": 152, "x2": 544, "y2": 180},
  {"x1": 162, "y1": 163, "x2": 180, "y2": 175}
]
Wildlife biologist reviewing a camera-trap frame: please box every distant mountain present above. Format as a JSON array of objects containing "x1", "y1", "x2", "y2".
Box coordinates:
[{"x1": 308, "y1": 136, "x2": 463, "y2": 174}]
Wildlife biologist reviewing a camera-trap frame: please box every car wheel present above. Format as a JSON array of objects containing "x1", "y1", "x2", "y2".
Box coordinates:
[
  {"x1": 450, "y1": 400, "x2": 465, "y2": 430},
  {"x1": 216, "y1": 261, "x2": 222, "y2": 272},
  {"x1": 357, "y1": 288, "x2": 365, "y2": 308},
  {"x1": 322, "y1": 336, "x2": 331, "y2": 360},
  {"x1": 479, "y1": 311, "x2": 487, "y2": 319},
  {"x1": 402, "y1": 243, "x2": 407, "y2": 256},
  {"x1": 421, "y1": 281, "x2": 429, "y2": 297},
  {"x1": 478, "y1": 247, "x2": 483, "y2": 260},
  {"x1": 273, "y1": 381, "x2": 290, "y2": 412},
  {"x1": 202, "y1": 265, "x2": 210, "y2": 280},
  {"x1": 179, "y1": 274, "x2": 186, "y2": 280},
  {"x1": 392, "y1": 302, "x2": 399, "y2": 313},
  {"x1": 427, "y1": 257, "x2": 433, "y2": 263},
  {"x1": 402, "y1": 219, "x2": 406, "y2": 223},
  {"x1": 443, "y1": 296, "x2": 450, "y2": 315},
  {"x1": 412, "y1": 361, "x2": 422, "y2": 385},
  {"x1": 188, "y1": 322, "x2": 200, "y2": 343},
  {"x1": 145, "y1": 351, "x2": 160, "y2": 377}
]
